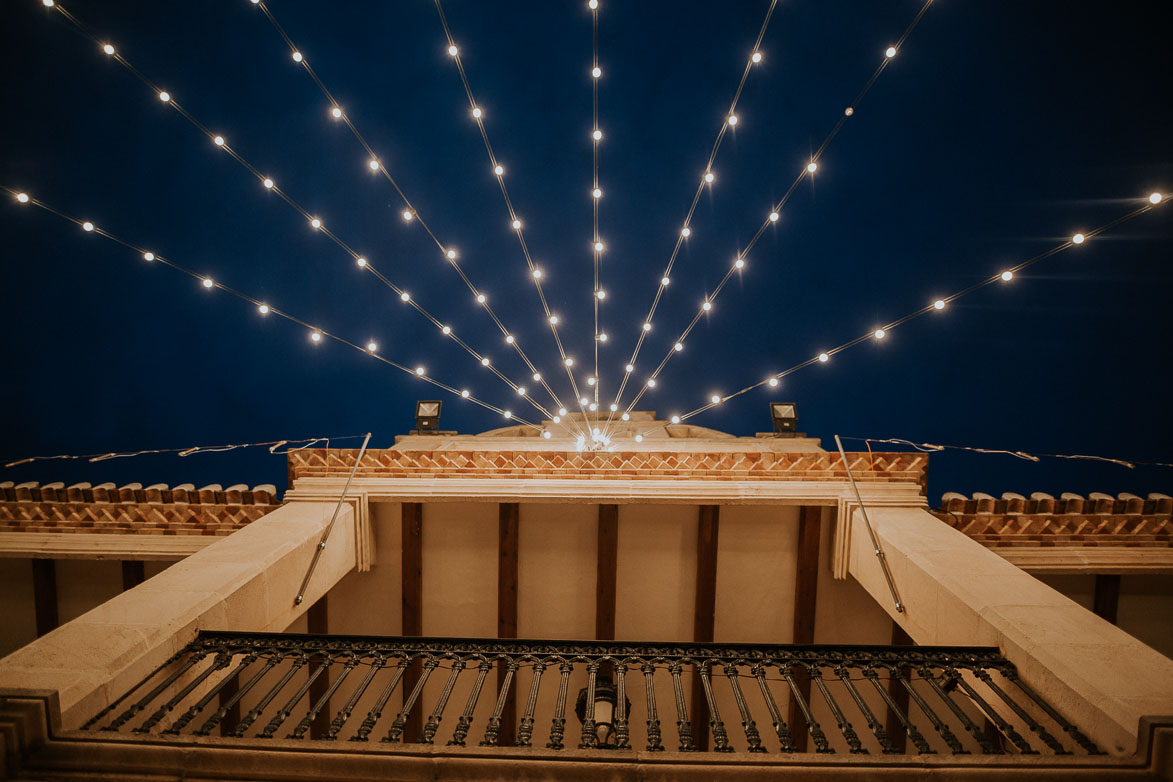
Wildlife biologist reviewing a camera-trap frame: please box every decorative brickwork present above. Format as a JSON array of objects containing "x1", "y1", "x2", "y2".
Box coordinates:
[{"x1": 287, "y1": 449, "x2": 927, "y2": 486}]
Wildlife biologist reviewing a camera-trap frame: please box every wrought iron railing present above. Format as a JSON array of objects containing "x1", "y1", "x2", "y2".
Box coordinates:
[{"x1": 81, "y1": 631, "x2": 1100, "y2": 756}]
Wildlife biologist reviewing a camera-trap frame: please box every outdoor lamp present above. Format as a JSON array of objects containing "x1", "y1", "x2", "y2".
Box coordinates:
[
  {"x1": 770, "y1": 402, "x2": 798, "y2": 435},
  {"x1": 574, "y1": 675, "x2": 629, "y2": 748},
  {"x1": 415, "y1": 400, "x2": 442, "y2": 432}
]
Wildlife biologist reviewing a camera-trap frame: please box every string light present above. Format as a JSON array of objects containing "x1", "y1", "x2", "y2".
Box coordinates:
[
  {"x1": 671, "y1": 416, "x2": 680, "y2": 424},
  {"x1": 82, "y1": 221, "x2": 94, "y2": 232},
  {"x1": 674, "y1": 342, "x2": 683, "y2": 351},
  {"x1": 258, "y1": 304, "x2": 270, "y2": 315},
  {"x1": 310, "y1": 330, "x2": 322, "y2": 343},
  {"x1": 660, "y1": 277, "x2": 669, "y2": 287},
  {"x1": 494, "y1": 164, "x2": 504, "y2": 176},
  {"x1": 874, "y1": 328, "x2": 886, "y2": 340},
  {"x1": 769, "y1": 211, "x2": 779, "y2": 222},
  {"x1": 481, "y1": 357, "x2": 490, "y2": 366},
  {"x1": 818, "y1": 353, "x2": 830, "y2": 362},
  {"x1": 202, "y1": 277, "x2": 214, "y2": 288},
  {"x1": 214, "y1": 135, "x2": 225, "y2": 146},
  {"x1": 768, "y1": 378, "x2": 779, "y2": 387},
  {"x1": 158, "y1": 91, "x2": 170, "y2": 102},
  {"x1": 596, "y1": 289, "x2": 606, "y2": 300},
  {"x1": 543, "y1": 431, "x2": 552, "y2": 439},
  {"x1": 625, "y1": 364, "x2": 634, "y2": 372},
  {"x1": 143, "y1": 251, "x2": 154, "y2": 261},
  {"x1": 16, "y1": 193, "x2": 29, "y2": 203},
  {"x1": 102, "y1": 44, "x2": 115, "y2": 56},
  {"x1": 461, "y1": 389, "x2": 470, "y2": 398},
  {"x1": 502, "y1": 410, "x2": 512, "y2": 419},
  {"x1": 351, "y1": 254, "x2": 365, "y2": 266},
  {"x1": 728, "y1": 114, "x2": 738, "y2": 127},
  {"x1": 447, "y1": 249, "x2": 457, "y2": 260},
  {"x1": 310, "y1": 217, "x2": 321, "y2": 229},
  {"x1": 807, "y1": 161, "x2": 818, "y2": 173},
  {"x1": 442, "y1": 326, "x2": 451, "y2": 335},
  {"x1": 263, "y1": 178, "x2": 274, "y2": 189},
  {"x1": 331, "y1": 106, "x2": 342, "y2": 119},
  {"x1": 593, "y1": 187, "x2": 602, "y2": 199},
  {"x1": 400, "y1": 291, "x2": 411, "y2": 302},
  {"x1": 734, "y1": 258, "x2": 745, "y2": 269},
  {"x1": 512, "y1": 218, "x2": 522, "y2": 230},
  {"x1": 681, "y1": 227, "x2": 691, "y2": 238},
  {"x1": 704, "y1": 171, "x2": 715, "y2": 183},
  {"x1": 415, "y1": 366, "x2": 425, "y2": 376},
  {"x1": 598, "y1": 333, "x2": 608, "y2": 342},
  {"x1": 291, "y1": 51, "x2": 303, "y2": 63},
  {"x1": 532, "y1": 268, "x2": 542, "y2": 279},
  {"x1": 592, "y1": 66, "x2": 602, "y2": 78},
  {"x1": 752, "y1": 51, "x2": 763, "y2": 64},
  {"x1": 1001, "y1": 270, "x2": 1014, "y2": 281},
  {"x1": 646, "y1": 379, "x2": 656, "y2": 388},
  {"x1": 643, "y1": 322, "x2": 652, "y2": 331},
  {"x1": 549, "y1": 315, "x2": 559, "y2": 325},
  {"x1": 1072, "y1": 233, "x2": 1085, "y2": 244},
  {"x1": 505, "y1": 335, "x2": 515, "y2": 344},
  {"x1": 702, "y1": 301, "x2": 712, "y2": 312},
  {"x1": 516, "y1": 386, "x2": 526, "y2": 396},
  {"x1": 933, "y1": 299, "x2": 945, "y2": 310},
  {"x1": 1150, "y1": 192, "x2": 1163, "y2": 204},
  {"x1": 476, "y1": 293, "x2": 486, "y2": 304},
  {"x1": 533, "y1": 373, "x2": 542, "y2": 382},
  {"x1": 592, "y1": 129, "x2": 603, "y2": 141},
  {"x1": 472, "y1": 106, "x2": 482, "y2": 119},
  {"x1": 368, "y1": 159, "x2": 380, "y2": 171},
  {"x1": 448, "y1": 44, "x2": 458, "y2": 57},
  {"x1": 402, "y1": 209, "x2": 413, "y2": 221},
  {"x1": 367, "y1": 341, "x2": 377, "y2": 353},
  {"x1": 710, "y1": 395, "x2": 722, "y2": 404},
  {"x1": 634, "y1": 434, "x2": 643, "y2": 442},
  {"x1": 886, "y1": 46, "x2": 897, "y2": 58},
  {"x1": 594, "y1": 241, "x2": 604, "y2": 252},
  {"x1": 621, "y1": 412, "x2": 629, "y2": 420}
]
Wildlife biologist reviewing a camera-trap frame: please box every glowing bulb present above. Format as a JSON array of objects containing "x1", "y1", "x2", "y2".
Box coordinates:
[
  {"x1": 213, "y1": 135, "x2": 225, "y2": 146},
  {"x1": 559, "y1": 408, "x2": 567, "y2": 416},
  {"x1": 587, "y1": 377, "x2": 596, "y2": 386},
  {"x1": 594, "y1": 241, "x2": 604, "y2": 252},
  {"x1": 886, "y1": 46, "x2": 897, "y2": 58},
  {"x1": 592, "y1": 129, "x2": 603, "y2": 142},
  {"x1": 807, "y1": 162, "x2": 818, "y2": 173},
  {"x1": 202, "y1": 278, "x2": 214, "y2": 288},
  {"x1": 292, "y1": 51, "x2": 303, "y2": 63},
  {"x1": 517, "y1": 386, "x2": 526, "y2": 395},
  {"x1": 505, "y1": 335, "x2": 515, "y2": 344},
  {"x1": 512, "y1": 219, "x2": 522, "y2": 230},
  {"x1": 472, "y1": 107, "x2": 483, "y2": 119},
  {"x1": 681, "y1": 227, "x2": 691, "y2": 238},
  {"x1": 310, "y1": 331, "x2": 322, "y2": 343},
  {"x1": 367, "y1": 341, "x2": 377, "y2": 352},
  {"x1": 610, "y1": 404, "x2": 618, "y2": 411},
  {"x1": 592, "y1": 66, "x2": 602, "y2": 78},
  {"x1": 442, "y1": 326, "x2": 451, "y2": 335},
  {"x1": 711, "y1": 395, "x2": 721, "y2": 404},
  {"x1": 727, "y1": 114, "x2": 738, "y2": 126},
  {"x1": 934, "y1": 299, "x2": 945, "y2": 310},
  {"x1": 769, "y1": 211, "x2": 779, "y2": 222},
  {"x1": 15, "y1": 193, "x2": 29, "y2": 203},
  {"x1": 532, "y1": 268, "x2": 542, "y2": 279},
  {"x1": 734, "y1": 258, "x2": 745, "y2": 269},
  {"x1": 625, "y1": 364, "x2": 634, "y2": 373},
  {"x1": 589, "y1": 0, "x2": 598, "y2": 8},
  {"x1": 643, "y1": 322, "x2": 652, "y2": 331},
  {"x1": 751, "y1": 51, "x2": 762, "y2": 63},
  {"x1": 158, "y1": 91, "x2": 170, "y2": 103},
  {"x1": 448, "y1": 44, "x2": 459, "y2": 57},
  {"x1": 818, "y1": 352, "x2": 829, "y2": 363},
  {"x1": 532, "y1": 373, "x2": 541, "y2": 382},
  {"x1": 596, "y1": 289, "x2": 606, "y2": 300},
  {"x1": 580, "y1": 398, "x2": 589, "y2": 406},
  {"x1": 477, "y1": 294, "x2": 486, "y2": 304},
  {"x1": 589, "y1": 403, "x2": 598, "y2": 411},
  {"x1": 1001, "y1": 270, "x2": 1014, "y2": 281},
  {"x1": 874, "y1": 329, "x2": 886, "y2": 340},
  {"x1": 635, "y1": 434, "x2": 643, "y2": 442},
  {"x1": 553, "y1": 416, "x2": 561, "y2": 423},
  {"x1": 142, "y1": 252, "x2": 154, "y2": 261},
  {"x1": 1150, "y1": 192, "x2": 1163, "y2": 204},
  {"x1": 549, "y1": 315, "x2": 559, "y2": 325},
  {"x1": 646, "y1": 379, "x2": 656, "y2": 388},
  {"x1": 592, "y1": 187, "x2": 602, "y2": 199},
  {"x1": 447, "y1": 249, "x2": 457, "y2": 260},
  {"x1": 369, "y1": 159, "x2": 380, "y2": 171},
  {"x1": 674, "y1": 342, "x2": 683, "y2": 352},
  {"x1": 494, "y1": 164, "x2": 504, "y2": 176},
  {"x1": 258, "y1": 304, "x2": 269, "y2": 315},
  {"x1": 704, "y1": 171, "x2": 715, "y2": 183},
  {"x1": 82, "y1": 221, "x2": 94, "y2": 232},
  {"x1": 1072, "y1": 233, "x2": 1085, "y2": 244},
  {"x1": 402, "y1": 209, "x2": 413, "y2": 222},
  {"x1": 42, "y1": 0, "x2": 54, "y2": 6},
  {"x1": 845, "y1": 107, "x2": 855, "y2": 116},
  {"x1": 598, "y1": 332, "x2": 608, "y2": 342},
  {"x1": 702, "y1": 301, "x2": 712, "y2": 312},
  {"x1": 310, "y1": 218, "x2": 321, "y2": 229},
  {"x1": 660, "y1": 277, "x2": 669, "y2": 287},
  {"x1": 621, "y1": 412, "x2": 630, "y2": 421},
  {"x1": 415, "y1": 366, "x2": 425, "y2": 376},
  {"x1": 263, "y1": 178, "x2": 274, "y2": 189},
  {"x1": 671, "y1": 415, "x2": 680, "y2": 424},
  {"x1": 461, "y1": 389, "x2": 470, "y2": 398},
  {"x1": 331, "y1": 106, "x2": 342, "y2": 119},
  {"x1": 768, "y1": 378, "x2": 779, "y2": 387},
  {"x1": 103, "y1": 44, "x2": 115, "y2": 56},
  {"x1": 543, "y1": 431, "x2": 552, "y2": 439},
  {"x1": 565, "y1": 358, "x2": 574, "y2": 367},
  {"x1": 400, "y1": 291, "x2": 410, "y2": 302}
]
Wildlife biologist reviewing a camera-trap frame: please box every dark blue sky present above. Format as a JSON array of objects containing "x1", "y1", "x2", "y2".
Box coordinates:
[{"x1": 2, "y1": 0, "x2": 1170, "y2": 502}]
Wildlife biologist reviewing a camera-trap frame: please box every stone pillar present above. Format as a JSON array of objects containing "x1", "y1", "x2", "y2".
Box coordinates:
[
  {"x1": 0, "y1": 501, "x2": 355, "y2": 729},
  {"x1": 844, "y1": 504, "x2": 1173, "y2": 756}
]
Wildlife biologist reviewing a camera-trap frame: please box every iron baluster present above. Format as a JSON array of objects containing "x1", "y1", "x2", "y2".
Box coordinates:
[
  {"x1": 105, "y1": 650, "x2": 204, "y2": 732},
  {"x1": 613, "y1": 661, "x2": 631, "y2": 749},
  {"x1": 325, "y1": 653, "x2": 385, "y2": 740},
  {"x1": 895, "y1": 666, "x2": 965, "y2": 753},
  {"x1": 232, "y1": 653, "x2": 308, "y2": 738},
  {"x1": 517, "y1": 660, "x2": 545, "y2": 747},
  {"x1": 781, "y1": 663, "x2": 832, "y2": 752},
  {"x1": 1003, "y1": 668, "x2": 1102, "y2": 754},
  {"x1": 287, "y1": 654, "x2": 359, "y2": 739},
  {"x1": 383, "y1": 656, "x2": 438, "y2": 743},
  {"x1": 351, "y1": 657, "x2": 409, "y2": 742},
  {"x1": 421, "y1": 659, "x2": 465, "y2": 744},
  {"x1": 835, "y1": 664, "x2": 897, "y2": 753},
  {"x1": 135, "y1": 650, "x2": 232, "y2": 734},
  {"x1": 481, "y1": 658, "x2": 518, "y2": 746},
  {"x1": 259, "y1": 653, "x2": 335, "y2": 739},
  {"x1": 698, "y1": 661, "x2": 733, "y2": 751},
  {"x1": 164, "y1": 652, "x2": 255, "y2": 735},
  {"x1": 752, "y1": 663, "x2": 797, "y2": 752},
  {"x1": 723, "y1": 663, "x2": 764, "y2": 752},
  {"x1": 85, "y1": 647, "x2": 186, "y2": 731},
  {"x1": 809, "y1": 663, "x2": 866, "y2": 753},
  {"x1": 974, "y1": 668, "x2": 1068, "y2": 754},
  {"x1": 669, "y1": 661, "x2": 695, "y2": 751},
  {"x1": 919, "y1": 665, "x2": 999, "y2": 753},
  {"x1": 196, "y1": 651, "x2": 276, "y2": 736},
  {"x1": 947, "y1": 667, "x2": 1036, "y2": 754},
  {"x1": 578, "y1": 660, "x2": 600, "y2": 749},
  {"x1": 546, "y1": 660, "x2": 573, "y2": 750},
  {"x1": 863, "y1": 666, "x2": 934, "y2": 754},
  {"x1": 449, "y1": 659, "x2": 492, "y2": 747},
  {"x1": 642, "y1": 662, "x2": 664, "y2": 752}
]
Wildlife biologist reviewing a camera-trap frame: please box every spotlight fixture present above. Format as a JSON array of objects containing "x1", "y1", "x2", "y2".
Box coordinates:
[
  {"x1": 770, "y1": 402, "x2": 798, "y2": 435},
  {"x1": 415, "y1": 400, "x2": 442, "y2": 433}
]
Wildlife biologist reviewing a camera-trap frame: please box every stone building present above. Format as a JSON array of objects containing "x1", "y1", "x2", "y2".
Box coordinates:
[{"x1": 0, "y1": 412, "x2": 1171, "y2": 780}]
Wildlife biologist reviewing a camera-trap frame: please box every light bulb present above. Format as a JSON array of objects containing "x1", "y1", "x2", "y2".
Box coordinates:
[
  {"x1": 158, "y1": 91, "x2": 170, "y2": 102},
  {"x1": 769, "y1": 211, "x2": 779, "y2": 222},
  {"x1": 1001, "y1": 270, "x2": 1014, "y2": 281},
  {"x1": 596, "y1": 289, "x2": 606, "y2": 300},
  {"x1": 543, "y1": 431, "x2": 552, "y2": 439},
  {"x1": 258, "y1": 304, "x2": 269, "y2": 315},
  {"x1": 103, "y1": 44, "x2": 115, "y2": 56},
  {"x1": 292, "y1": 51, "x2": 303, "y2": 63},
  {"x1": 671, "y1": 415, "x2": 680, "y2": 424},
  {"x1": 472, "y1": 107, "x2": 483, "y2": 119},
  {"x1": 559, "y1": 408, "x2": 567, "y2": 416},
  {"x1": 213, "y1": 135, "x2": 225, "y2": 147},
  {"x1": 581, "y1": 398, "x2": 589, "y2": 406},
  {"x1": 481, "y1": 357, "x2": 490, "y2": 367},
  {"x1": 590, "y1": 403, "x2": 599, "y2": 411},
  {"x1": 594, "y1": 241, "x2": 604, "y2": 252},
  {"x1": 845, "y1": 107, "x2": 855, "y2": 116},
  {"x1": 533, "y1": 268, "x2": 542, "y2": 279},
  {"x1": 447, "y1": 249, "x2": 457, "y2": 260},
  {"x1": 15, "y1": 193, "x2": 29, "y2": 203},
  {"x1": 442, "y1": 325, "x2": 451, "y2": 335},
  {"x1": 660, "y1": 277, "x2": 669, "y2": 287},
  {"x1": 818, "y1": 352, "x2": 829, "y2": 363},
  {"x1": 402, "y1": 209, "x2": 413, "y2": 221},
  {"x1": 82, "y1": 221, "x2": 94, "y2": 232},
  {"x1": 448, "y1": 44, "x2": 458, "y2": 57},
  {"x1": 674, "y1": 342, "x2": 683, "y2": 351},
  {"x1": 1150, "y1": 192, "x2": 1163, "y2": 204},
  {"x1": 461, "y1": 389, "x2": 470, "y2": 398},
  {"x1": 549, "y1": 315, "x2": 559, "y2": 325},
  {"x1": 752, "y1": 51, "x2": 762, "y2": 63},
  {"x1": 807, "y1": 162, "x2": 818, "y2": 173},
  {"x1": 400, "y1": 291, "x2": 410, "y2": 302},
  {"x1": 331, "y1": 106, "x2": 342, "y2": 119},
  {"x1": 589, "y1": 0, "x2": 598, "y2": 8},
  {"x1": 477, "y1": 294, "x2": 486, "y2": 303},
  {"x1": 552, "y1": 415, "x2": 561, "y2": 423},
  {"x1": 647, "y1": 379, "x2": 656, "y2": 388},
  {"x1": 874, "y1": 329, "x2": 886, "y2": 340},
  {"x1": 202, "y1": 278, "x2": 214, "y2": 288},
  {"x1": 494, "y1": 164, "x2": 504, "y2": 176},
  {"x1": 587, "y1": 377, "x2": 596, "y2": 386},
  {"x1": 702, "y1": 301, "x2": 712, "y2": 312},
  {"x1": 263, "y1": 178, "x2": 274, "y2": 189},
  {"x1": 142, "y1": 252, "x2": 154, "y2": 261},
  {"x1": 416, "y1": 367, "x2": 425, "y2": 376},
  {"x1": 704, "y1": 171, "x2": 715, "y2": 183},
  {"x1": 565, "y1": 358, "x2": 574, "y2": 367},
  {"x1": 734, "y1": 258, "x2": 745, "y2": 269},
  {"x1": 517, "y1": 386, "x2": 526, "y2": 396},
  {"x1": 592, "y1": 187, "x2": 602, "y2": 199},
  {"x1": 310, "y1": 331, "x2": 322, "y2": 343},
  {"x1": 711, "y1": 395, "x2": 721, "y2": 404},
  {"x1": 367, "y1": 341, "x2": 377, "y2": 352},
  {"x1": 369, "y1": 159, "x2": 380, "y2": 171},
  {"x1": 768, "y1": 378, "x2": 778, "y2": 387},
  {"x1": 592, "y1": 66, "x2": 602, "y2": 78},
  {"x1": 610, "y1": 404, "x2": 618, "y2": 411},
  {"x1": 598, "y1": 332, "x2": 608, "y2": 342},
  {"x1": 728, "y1": 114, "x2": 738, "y2": 126},
  {"x1": 681, "y1": 227, "x2": 691, "y2": 237},
  {"x1": 1072, "y1": 233, "x2": 1085, "y2": 244},
  {"x1": 934, "y1": 299, "x2": 946, "y2": 310},
  {"x1": 886, "y1": 46, "x2": 897, "y2": 58},
  {"x1": 635, "y1": 434, "x2": 643, "y2": 442},
  {"x1": 625, "y1": 364, "x2": 634, "y2": 373},
  {"x1": 592, "y1": 129, "x2": 603, "y2": 141},
  {"x1": 310, "y1": 218, "x2": 321, "y2": 229},
  {"x1": 621, "y1": 412, "x2": 630, "y2": 421},
  {"x1": 42, "y1": 0, "x2": 54, "y2": 6},
  {"x1": 532, "y1": 373, "x2": 541, "y2": 381},
  {"x1": 643, "y1": 322, "x2": 652, "y2": 331},
  {"x1": 512, "y1": 219, "x2": 522, "y2": 230}
]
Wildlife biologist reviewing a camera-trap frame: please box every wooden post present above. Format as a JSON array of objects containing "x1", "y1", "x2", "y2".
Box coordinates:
[
  {"x1": 596, "y1": 505, "x2": 619, "y2": 641},
  {"x1": 1093, "y1": 574, "x2": 1121, "y2": 625},
  {"x1": 885, "y1": 621, "x2": 913, "y2": 752},
  {"x1": 497, "y1": 502, "x2": 519, "y2": 745},
  {"x1": 32, "y1": 559, "x2": 58, "y2": 638},
  {"x1": 401, "y1": 502, "x2": 423, "y2": 742},
  {"x1": 789, "y1": 506, "x2": 821, "y2": 751},
  {"x1": 691, "y1": 505, "x2": 719, "y2": 751},
  {"x1": 121, "y1": 560, "x2": 146, "y2": 591}
]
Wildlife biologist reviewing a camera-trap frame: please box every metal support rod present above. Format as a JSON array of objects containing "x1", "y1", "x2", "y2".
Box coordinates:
[
  {"x1": 834, "y1": 434, "x2": 904, "y2": 613},
  {"x1": 295, "y1": 432, "x2": 371, "y2": 606}
]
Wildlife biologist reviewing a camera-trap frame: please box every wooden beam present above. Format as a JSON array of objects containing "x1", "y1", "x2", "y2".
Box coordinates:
[
  {"x1": 885, "y1": 621, "x2": 913, "y2": 752},
  {"x1": 307, "y1": 594, "x2": 329, "y2": 739},
  {"x1": 401, "y1": 502, "x2": 423, "y2": 743},
  {"x1": 497, "y1": 502, "x2": 519, "y2": 745},
  {"x1": 690, "y1": 505, "x2": 719, "y2": 752},
  {"x1": 596, "y1": 504, "x2": 618, "y2": 641},
  {"x1": 31, "y1": 558, "x2": 58, "y2": 637},
  {"x1": 1093, "y1": 574, "x2": 1121, "y2": 625},
  {"x1": 121, "y1": 560, "x2": 146, "y2": 591},
  {"x1": 788, "y1": 505, "x2": 821, "y2": 751}
]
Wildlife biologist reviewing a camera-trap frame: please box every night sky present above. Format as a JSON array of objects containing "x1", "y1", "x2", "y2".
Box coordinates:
[{"x1": 1, "y1": 0, "x2": 1170, "y2": 503}]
